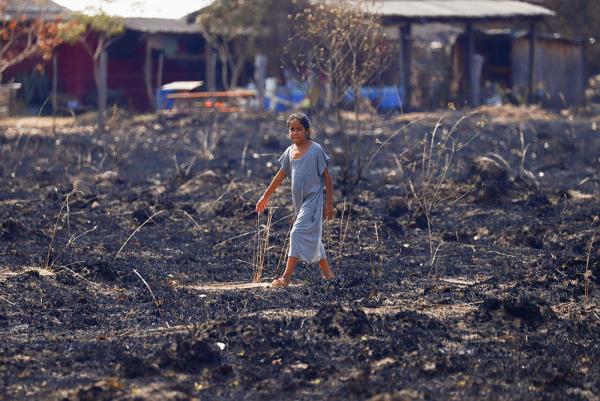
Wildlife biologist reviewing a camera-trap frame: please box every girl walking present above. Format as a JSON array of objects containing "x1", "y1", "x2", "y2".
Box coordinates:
[{"x1": 256, "y1": 113, "x2": 334, "y2": 288}]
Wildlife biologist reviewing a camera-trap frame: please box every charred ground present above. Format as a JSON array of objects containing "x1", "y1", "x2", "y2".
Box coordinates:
[{"x1": 0, "y1": 107, "x2": 599, "y2": 400}]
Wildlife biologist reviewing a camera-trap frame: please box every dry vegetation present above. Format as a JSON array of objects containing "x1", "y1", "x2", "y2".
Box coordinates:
[{"x1": 0, "y1": 106, "x2": 599, "y2": 400}]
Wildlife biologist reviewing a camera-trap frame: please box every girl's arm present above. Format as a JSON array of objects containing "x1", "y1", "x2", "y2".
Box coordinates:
[
  {"x1": 256, "y1": 169, "x2": 286, "y2": 213},
  {"x1": 323, "y1": 167, "x2": 334, "y2": 220}
]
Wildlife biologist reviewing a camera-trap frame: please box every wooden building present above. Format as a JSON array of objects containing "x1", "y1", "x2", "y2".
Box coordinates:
[
  {"x1": 450, "y1": 29, "x2": 586, "y2": 108},
  {"x1": 53, "y1": 18, "x2": 206, "y2": 111},
  {"x1": 361, "y1": 0, "x2": 564, "y2": 109},
  {"x1": 0, "y1": 0, "x2": 69, "y2": 115},
  {"x1": 2, "y1": 2, "x2": 208, "y2": 112}
]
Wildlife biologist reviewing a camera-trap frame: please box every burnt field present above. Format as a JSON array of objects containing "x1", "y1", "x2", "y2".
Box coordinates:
[{"x1": 1, "y1": 106, "x2": 599, "y2": 400}]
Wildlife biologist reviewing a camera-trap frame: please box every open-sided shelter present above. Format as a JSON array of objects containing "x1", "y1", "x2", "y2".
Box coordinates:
[{"x1": 361, "y1": 0, "x2": 564, "y2": 108}]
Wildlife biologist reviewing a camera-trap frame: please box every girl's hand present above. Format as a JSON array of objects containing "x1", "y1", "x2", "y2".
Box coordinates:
[
  {"x1": 256, "y1": 195, "x2": 270, "y2": 214},
  {"x1": 324, "y1": 202, "x2": 334, "y2": 220}
]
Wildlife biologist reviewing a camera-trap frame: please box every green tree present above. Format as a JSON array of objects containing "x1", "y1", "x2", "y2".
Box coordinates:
[
  {"x1": 196, "y1": 0, "x2": 274, "y2": 89},
  {"x1": 60, "y1": 12, "x2": 124, "y2": 132}
]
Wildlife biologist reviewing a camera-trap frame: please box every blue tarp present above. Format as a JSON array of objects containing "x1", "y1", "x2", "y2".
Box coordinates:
[
  {"x1": 266, "y1": 85, "x2": 405, "y2": 112},
  {"x1": 264, "y1": 88, "x2": 306, "y2": 112},
  {"x1": 344, "y1": 86, "x2": 404, "y2": 110},
  {"x1": 156, "y1": 89, "x2": 178, "y2": 110}
]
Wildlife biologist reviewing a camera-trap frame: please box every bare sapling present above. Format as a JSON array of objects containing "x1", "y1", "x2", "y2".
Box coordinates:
[
  {"x1": 400, "y1": 111, "x2": 483, "y2": 268},
  {"x1": 288, "y1": 0, "x2": 391, "y2": 185},
  {"x1": 45, "y1": 191, "x2": 97, "y2": 270}
]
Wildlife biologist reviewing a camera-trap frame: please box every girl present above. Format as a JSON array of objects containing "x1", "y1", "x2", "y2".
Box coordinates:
[{"x1": 256, "y1": 113, "x2": 334, "y2": 288}]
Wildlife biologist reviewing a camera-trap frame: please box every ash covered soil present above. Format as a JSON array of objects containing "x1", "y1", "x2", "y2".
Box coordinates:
[{"x1": 1, "y1": 106, "x2": 599, "y2": 400}]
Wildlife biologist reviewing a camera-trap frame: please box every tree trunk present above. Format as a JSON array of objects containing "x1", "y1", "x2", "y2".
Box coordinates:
[
  {"x1": 254, "y1": 53, "x2": 267, "y2": 111},
  {"x1": 231, "y1": 58, "x2": 245, "y2": 89},
  {"x1": 219, "y1": 48, "x2": 229, "y2": 89},
  {"x1": 95, "y1": 50, "x2": 108, "y2": 132}
]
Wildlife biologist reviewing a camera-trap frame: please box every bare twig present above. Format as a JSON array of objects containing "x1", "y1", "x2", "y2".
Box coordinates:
[
  {"x1": 213, "y1": 212, "x2": 293, "y2": 249},
  {"x1": 46, "y1": 191, "x2": 83, "y2": 268},
  {"x1": 365, "y1": 116, "x2": 426, "y2": 170},
  {"x1": 584, "y1": 234, "x2": 596, "y2": 302},
  {"x1": 335, "y1": 202, "x2": 352, "y2": 271},
  {"x1": 56, "y1": 262, "x2": 102, "y2": 287},
  {"x1": 114, "y1": 210, "x2": 166, "y2": 261},
  {"x1": 0, "y1": 294, "x2": 16, "y2": 306},
  {"x1": 133, "y1": 269, "x2": 163, "y2": 318},
  {"x1": 178, "y1": 209, "x2": 203, "y2": 232},
  {"x1": 48, "y1": 225, "x2": 98, "y2": 269}
]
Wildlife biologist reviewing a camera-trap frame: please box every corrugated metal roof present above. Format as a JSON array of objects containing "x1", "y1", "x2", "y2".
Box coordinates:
[
  {"x1": 2, "y1": 0, "x2": 69, "y2": 20},
  {"x1": 124, "y1": 18, "x2": 202, "y2": 34},
  {"x1": 362, "y1": 1, "x2": 555, "y2": 19}
]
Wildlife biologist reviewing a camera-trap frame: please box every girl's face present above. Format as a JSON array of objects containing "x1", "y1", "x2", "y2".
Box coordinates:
[{"x1": 288, "y1": 119, "x2": 309, "y2": 145}]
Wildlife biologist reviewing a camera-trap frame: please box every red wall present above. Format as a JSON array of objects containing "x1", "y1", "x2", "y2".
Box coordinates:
[{"x1": 4, "y1": 31, "x2": 207, "y2": 112}]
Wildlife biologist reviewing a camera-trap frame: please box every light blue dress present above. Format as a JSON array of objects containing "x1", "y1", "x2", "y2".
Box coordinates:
[{"x1": 279, "y1": 141, "x2": 330, "y2": 263}]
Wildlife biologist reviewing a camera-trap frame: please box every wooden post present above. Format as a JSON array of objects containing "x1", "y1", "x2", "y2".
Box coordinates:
[
  {"x1": 254, "y1": 53, "x2": 267, "y2": 111},
  {"x1": 98, "y1": 50, "x2": 107, "y2": 132},
  {"x1": 582, "y1": 37, "x2": 587, "y2": 107},
  {"x1": 144, "y1": 38, "x2": 154, "y2": 110},
  {"x1": 465, "y1": 22, "x2": 475, "y2": 107},
  {"x1": 206, "y1": 47, "x2": 217, "y2": 92},
  {"x1": 52, "y1": 55, "x2": 57, "y2": 134},
  {"x1": 528, "y1": 20, "x2": 536, "y2": 103},
  {"x1": 401, "y1": 22, "x2": 412, "y2": 111},
  {"x1": 156, "y1": 52, "x2": 164, "y2": 101}
]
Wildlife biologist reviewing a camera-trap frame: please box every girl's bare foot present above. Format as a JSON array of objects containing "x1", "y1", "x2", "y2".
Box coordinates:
[
  {"x1": 319, "y1": 258, "x2": 334, "y2": 280},
  {"x1": 271, "y1": 276, "x2": 291, "y2": 288}
]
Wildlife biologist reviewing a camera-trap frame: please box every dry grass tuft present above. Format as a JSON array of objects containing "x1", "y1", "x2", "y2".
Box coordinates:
[{"x1": 252, "y1": 208, "x2": 273, "y2": 283}]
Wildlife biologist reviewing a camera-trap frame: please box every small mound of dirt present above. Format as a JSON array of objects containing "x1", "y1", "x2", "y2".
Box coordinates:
[
  {"x1": 0, "y1": 219, "x2": 27, "y2": 241},
  {"x1": 387, "y1": 196, "x2": 409, "y2": 218},
  {"x1": 74, "y1": 379, "x2": 124, "y2": 401},
  {"x1": 159, "y1": 335, "x2": 222, "y2": 373},
  {"x1": 313, "y1": 304, "x2": 371, "y2": 337},
  {"x1": 118, "y1": 354, "x2": 159, "y2": 379},
  {"x1": 131, "y1": 206, "x2": 155, "y2": 224},
  {"x1": 477, "y1": 296, "x2": 555, "y2": 329},
  {"x1": 469, "y1": 156, "x2": 512, "y2": 203},
  {"x1": 90, "y1": 261, "x2": 119, "y2": 282}
]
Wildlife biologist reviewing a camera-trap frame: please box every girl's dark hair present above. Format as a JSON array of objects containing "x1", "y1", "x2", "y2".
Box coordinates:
[{"x1": 287, "y1": 113, "x2": 312, "y2": 139}]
